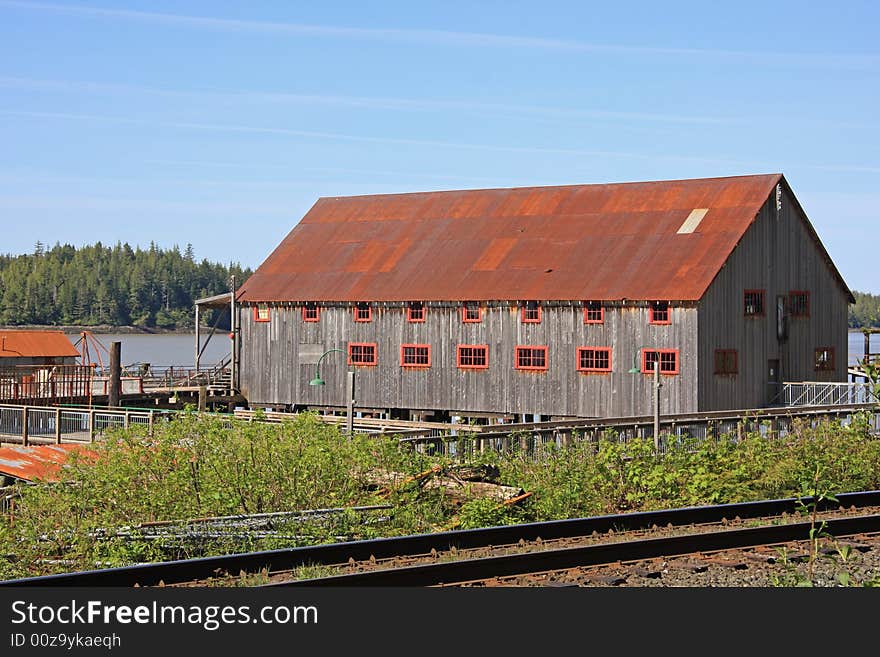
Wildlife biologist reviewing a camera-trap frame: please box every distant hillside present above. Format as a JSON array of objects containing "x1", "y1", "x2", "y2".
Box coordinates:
[
  {"x1": 850, "y1": 290, "x2": 880, "y2": 329},
  {"x1": 0, "y1": 242, "x2": 251, "y2": 330}
]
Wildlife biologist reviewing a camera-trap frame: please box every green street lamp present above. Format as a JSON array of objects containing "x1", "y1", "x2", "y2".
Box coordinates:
[
  {"x1": 629, "y1": 346, "x2": 662, "y2": 451},
  {"x1": 308, "y1": 348, "x2": 354, "y2": 436},
  {"x1": 309, "y1": 348, "x2": 345, "y2": 386}
]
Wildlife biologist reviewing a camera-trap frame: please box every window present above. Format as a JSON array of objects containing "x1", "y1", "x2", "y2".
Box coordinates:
[
  {"x1": 583, "y1": 301, "x2": 604, "y2": 324},
  {"x1": 253, "y1": 304, "x2": 270, "y2": 322},
  {"x1": 457, "y1": 344, "x2": 489, "y2": 369},
  {"x1": 744, "y1": 290, "x2": 765, "y2": 317},
  {"x1": 642, "y1": 349, "x2": 679, "y2": 375},
  {"x1": 348, "y1": 343, "x2": 377, "y2": 366},
  {"x1": 354, "y1": 302, "x2": 372, "y2": 322},
  {"x1": 789, "y1": 291, "x2": 810, "y2": 318},
  {"x1": 815, "y1": 347, "x2": 834, "y2": 371},
  {"x1": 462, "y1": 302, "x2": 482, "y2": 323},
  {"x1": 515, "y1": 346, "x2": 548, "y2": 371},
  {"x1": 714, "y1": 349, "x2": 738, "y2": 375},
  {"x1": 577, "y1": 347, "x2": 612, "y2": 372},
  {"x1": 521, "y1": 301, "x2": 541, "y2": 323},
  {"x1": 407, "y1": 302, "x2": 425, "y2": 322},
  {"x1": 401, "y1": 344, "x2": 431, "y2": 368},
  {"x1": 302, "y1": 303, "x2": 320, "y2": 322},
  {"x1": 649, "y1": 301, "x2": 670, "y2": 325}
]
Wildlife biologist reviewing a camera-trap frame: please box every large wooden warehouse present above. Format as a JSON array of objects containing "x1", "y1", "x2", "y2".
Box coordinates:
[{"x1": 233, "y1": 173, "x2": 852, "y2": 420}]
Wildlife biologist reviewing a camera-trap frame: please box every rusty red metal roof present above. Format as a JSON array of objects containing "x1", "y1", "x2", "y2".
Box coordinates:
[
  {"x1": 237, "y1": 174, "x2": 845, "y2": 302},
  {"x1": 0, "y1": 331, "x2": 79, "y2": 359},
  {"x1": 0, "y1": 443, "x2": 95, "y2": 482}
]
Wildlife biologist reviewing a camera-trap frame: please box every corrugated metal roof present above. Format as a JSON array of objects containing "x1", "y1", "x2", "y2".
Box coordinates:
[
  {"x1": 237, "y1": 174, "x2": 844, "y2": 302},
  {"x1": 0, "y1": 331, "x2": 79, "y2": 359},
  {"x1": 0, "y1": 443, "x2": 95, "y2": 482}
]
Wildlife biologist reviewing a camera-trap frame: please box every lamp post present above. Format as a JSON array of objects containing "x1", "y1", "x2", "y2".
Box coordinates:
[
  {"x1": 309, "y1": 348, "x2": 355, "y2": 437},
  {"x1": 628, "y1": 347, "x2": 662, "y2": 451}
]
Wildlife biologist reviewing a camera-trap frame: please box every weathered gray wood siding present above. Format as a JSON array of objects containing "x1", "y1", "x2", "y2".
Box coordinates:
[
  {"x1": 238, "y1": 303, "x2": 699, "y2": 418},
  {"x1": 697, "y1": 186, "x2": 850, "y2": 411}
]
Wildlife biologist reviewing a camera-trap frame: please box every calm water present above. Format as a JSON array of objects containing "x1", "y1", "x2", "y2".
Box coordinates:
[
  {"x1": 65, "y1": 332, "x2": 231, "y2": 368},
  {"x1": 65, "y1": 330, "x2": 872, "y2": 368}
]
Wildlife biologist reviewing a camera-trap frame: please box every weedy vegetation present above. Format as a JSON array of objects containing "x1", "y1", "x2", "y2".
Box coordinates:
[{"x1": 1, "y1": 408, "x2": 879, "y2": 583}]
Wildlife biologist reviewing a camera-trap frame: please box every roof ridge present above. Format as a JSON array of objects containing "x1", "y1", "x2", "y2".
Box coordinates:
[{"x1": 315, "y1": 173, "x2": 783, "y2": 202}]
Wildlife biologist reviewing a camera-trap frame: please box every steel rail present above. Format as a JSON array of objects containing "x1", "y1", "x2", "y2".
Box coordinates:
[
  {"x1": 280, "y1": 513, "x2": 880, "y2": 587},
  {"x1": 4, "y1": 490, "x2": 880, "y2": 587}
]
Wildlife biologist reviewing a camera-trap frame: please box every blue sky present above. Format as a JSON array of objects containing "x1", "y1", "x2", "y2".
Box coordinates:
[{"x1": 1, "y1": 1, "x2": 877, "y2": 292}]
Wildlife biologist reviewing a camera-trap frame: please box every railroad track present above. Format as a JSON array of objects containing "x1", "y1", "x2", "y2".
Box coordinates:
[
  {"x1": 4, "y1": 490, "x2": 880, "y2": 587},
  {"x1": 280, "y1": 514, "x2": 880, "y2": 587}
]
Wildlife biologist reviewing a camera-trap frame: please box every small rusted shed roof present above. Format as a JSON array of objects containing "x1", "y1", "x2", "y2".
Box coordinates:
[
  {"x1": 237, "y1": 174, "x2": 848, "y2": 302},
  {"x1": 0, "y1": 443, "x2": 95, "y2": 483},
  {"x1": 0, "y1": 331, "x2": 79, "y2": 359}
]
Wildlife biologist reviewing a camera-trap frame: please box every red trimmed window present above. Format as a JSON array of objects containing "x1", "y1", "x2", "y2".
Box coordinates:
[
  {"x1": 583, "y1": 301, "x2": 604, "y2": 324},
  {"x1": 814, "y1": 347, "x2": 834, "y2": 371},
  {"x1": 714, "y1": 349, "x2": 738, "y2": 375},
  {"x1": 521, "y1": 301, "x2": 541, "y2": 323},
  {"x1": 642, "y1": 349, "x2": 679, "y2": 375},
  {"x1": 407, "y1": 302, "x2": 425, "y2": 323},
  {"x1": 302, "y1": 303, "x2": 320, "y2": 322},
  {"x1": 354, "y1": 302, "x2": 372, "y2": 322},
  {"x1": 649, "y1": 301, "x2": 670, "y2": 324},
  {"x1": 789, "y1": 291, "x2": 810, "y2": 318},
  {"x1": 348, "y1": 343, "x2": 377, "y2": 366},
  {"x1": 577, "y1": 347, "x2": 612, "y2": 372},
  {"x1": 462, "y1": 302, "x2": 482, "y2": 323},
  {"x1": 744, "y1": 290, "x2": 765, "y2": 317},
  {"x1": 515, "y1": 346, "x2": 548, "y2": 371},
  {"x1": 401, "y1": 344, "x2": 431, "y2": 368},
  {"x1": 253, "y1": 304, "x2": 270, "y2": 323},
  {"x1": 457, "y1": 344, "x2": 489, "y2": 369}
]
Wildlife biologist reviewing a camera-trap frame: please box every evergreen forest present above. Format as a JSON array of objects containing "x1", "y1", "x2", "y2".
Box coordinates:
[{"x1": 0, "y1": 242, "x2": 251, "y2": 330}]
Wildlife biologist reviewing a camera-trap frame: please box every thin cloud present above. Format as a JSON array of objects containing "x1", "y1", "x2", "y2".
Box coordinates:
[
  {"x1": 0, "y1": 109, "x2": 739, "y2": 163},
  {"x1": 1, "y1": 1, "x2": 878, "y2": 69},
  {"x1": 6, "y1": 109, "x2": 879, "y2": 174},
  {"x1": 0, "y1": 75, "x2": 733, "y2": 126}
]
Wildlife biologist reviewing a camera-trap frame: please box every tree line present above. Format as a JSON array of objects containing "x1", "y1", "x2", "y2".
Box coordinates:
[
  {"x1": 0, "y1": 242, "x2": 251, "y2": 330},
  {"x1": 850, "y1": 290, "x2": 880, "y2": 329}
]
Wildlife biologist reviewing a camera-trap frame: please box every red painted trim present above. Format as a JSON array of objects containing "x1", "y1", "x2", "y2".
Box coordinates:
[
  {"x1": 583, "y1": 302, "x2": 604, "y2": 324},
  {"x1": 461, "y1": 303, "x2": 482, "y2": 323},
  {"x1": 641, "y1": 348, "x2": 680, "y2": 375},
  {"x1": 514, "y1": 345, "x2": 549, "y2": 371},
  {"x1": 713, "y1": 349, "x2": 738, "y2": 375},
  {"x1": 407, "y1": 303, "x2": 426, "y2": 323},
  {"x1": 649, "y1": 301, "x2": 671, "y2": 325},
  {"x1": 354, "y1": 303, "x2": 372, "y2": 322},
  {"x1": 302, "y1": 305, "x2": 320, "y2": 322},
  {"x1": 521, "y1": 303, "x2": 542, "y2": 324},
  {"x1": 789, "y1": 290, "x2": 810, "y2": 318},
  {"x1": 576, "y1": 346, "x2": 612, "y2": 372},
  {"x1": 253, "y1": 305, "x2": 270, "y2": 323},
  {"x1": 400, "y1": 343, "x2": 431, "y2": 368},
  {"x1": 814, "y1": 347, "x2": 835, "y2": 371},
  {"x1": 743, "y1": 289, "x2": 766, "y2": 317},
  {"x1": 457, "y1": 344, "x2": 489, "y2": 369},
  {"x1": 347, "y1": 342, "x2": 378, "y2": 366}
]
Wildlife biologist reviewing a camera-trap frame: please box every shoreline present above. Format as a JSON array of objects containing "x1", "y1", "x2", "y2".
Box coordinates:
[{"x1": 0, "y1": 324, "x2": 195, "y2": 335}]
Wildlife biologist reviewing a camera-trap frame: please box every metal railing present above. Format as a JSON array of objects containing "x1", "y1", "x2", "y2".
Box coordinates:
[
  {"x1": 396, "y1": 404, "x2": 880, "y2": 460},
  {"x1": 0, "y1": 365, "x2": 95, "y2": 404},
  {"x1": 774, "y1": 382, "x2": 879, "y2": 407},
  {"x1": 0, "y1": 404, "x2": 170, "y2": 446},
  {"x1": 126, "y1": 359, "x2": 231, "y2": 390}
]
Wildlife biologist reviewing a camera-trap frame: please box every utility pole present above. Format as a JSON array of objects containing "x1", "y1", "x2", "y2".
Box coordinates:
[
  {"x1": 108, "y1": 341, "x2": 121, "y2": 408},
  {"x1": 229, "y1": 274, "x2": 236, "y2": 393},
  {"x1": 653, "y1": 359, "x2": 661, "y2": 451},
  {"x1": 346, "y1": 370, "x2": 355, "y2": 438}
]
